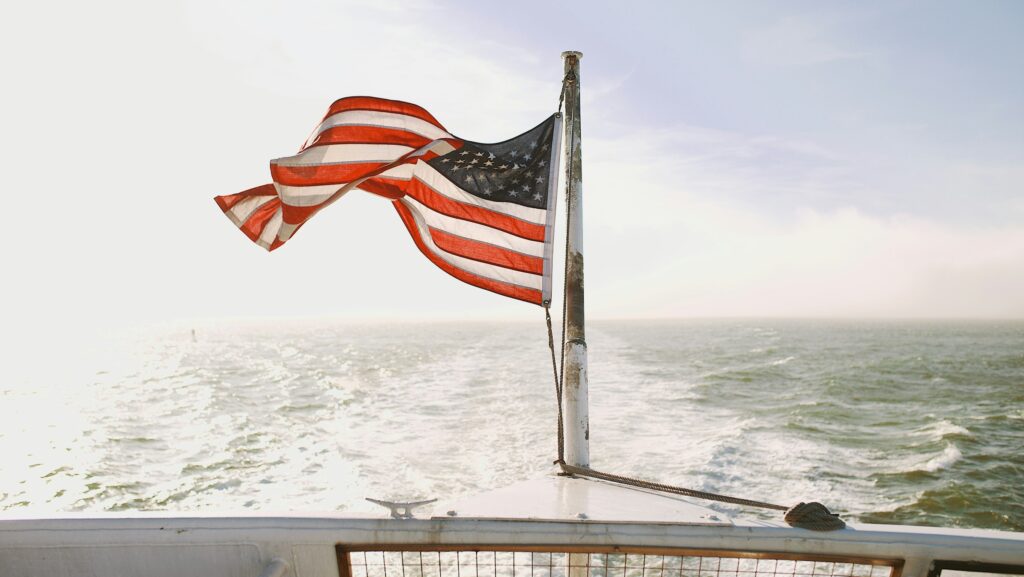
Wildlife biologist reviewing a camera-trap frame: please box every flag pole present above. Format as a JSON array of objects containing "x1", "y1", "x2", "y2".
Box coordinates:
[{"x1": 561, "y1": 50, "x2": 590, "y2": 469}]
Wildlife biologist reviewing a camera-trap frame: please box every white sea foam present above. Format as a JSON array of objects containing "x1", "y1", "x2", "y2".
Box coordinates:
[
  {"x1": 770, "y1": 356, "x2": 796, "y2": 366},
  {"x1": 914, "y1": 420, "x2": 973, "y2": 441},
  {"x1": 920, "y1": 444, "x2": 963, "y2": 473}
]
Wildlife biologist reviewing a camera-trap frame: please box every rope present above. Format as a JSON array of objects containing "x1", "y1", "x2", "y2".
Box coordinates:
[
  {"x1": 558, "y1": 463, "x2": 845, "y2": 531},
  {"x1": 543, "y1": 303, "x2": 564, "y2": 465},
  {"x1": 559, "y1": 463, "x2": 786, "y2": 510},
  {"x1": 557, "y1": 67, "x2": 573, "y2": 113},
  {"x1": 543, "y1": 61, "x2": 577, "y2": 470}
]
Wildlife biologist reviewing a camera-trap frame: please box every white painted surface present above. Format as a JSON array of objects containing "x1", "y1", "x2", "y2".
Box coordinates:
[
  {"x1": 564, "y1": 343, "x2": 590, "y2": 468},
  {"x1": 2, "y1": 476, "x2": 1023, "y2": 577},
  {"x1": 430, "y1": 475, "x2": 729, "y2": 524}
]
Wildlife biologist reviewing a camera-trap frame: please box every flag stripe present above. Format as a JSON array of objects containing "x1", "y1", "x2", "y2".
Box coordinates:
[
  {"x1": 309, "y1": 125, "x2": 434, "y2": 149},
  {"x1": 405, "y1": 177, "x2": 546, "y2": 242},
  {"x1": 355, "y1": 177, "x2": 410, "y2": 200},
  {"x1": 414, "y1": 163, "x2": 547, "y2": 224},
  {"x1": 324, "y1": 97, "x2": 446, "y2": 131},
  {"x1": 215, "y1": 183, "x2": 277, "y2": 212},
  {"x1": 402, "y1": 195, "x2": 545, "y2": 257},
  {"x1": 272, "y1": 162, "x2": 382, "y2": 188},
  {"x1": 274, "y1": 144, "x2": 415, "y2": 167},
  {"x1": 310, "y1": 110, "x2": 451, "y2": 146},
  {"x1": 394, "y1": 200, "x2": 543, "y2": 304},
  {"x1": 257, "y1": 209, "x2": 283, "y2": 250},
  {"x1": 225, "y1": 195, "x2": 276, "y2": 227},
  {"x1": 273, "y1": 161, "x2": 416, "y2": 189},
  {"x1": 397, "y1": 199, "x2": 543, "y2": 290},
  {"x1": 429, "y1": 227, "x2": 544, "y2": 275},
  {"x1": 274, "y1": 182, "x2": 344, "y2": 206},
  {"x1": 240, "y1": 198, "x2": 281, "y2": 243}
]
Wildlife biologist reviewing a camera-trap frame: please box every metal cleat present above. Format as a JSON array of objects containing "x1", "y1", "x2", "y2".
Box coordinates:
[{"x1": 365, "y1": 498, "x2": 437, "y2": 519}]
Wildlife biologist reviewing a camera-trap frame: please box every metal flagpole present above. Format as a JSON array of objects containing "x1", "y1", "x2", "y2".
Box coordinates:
[{"x1": 560, "y1": 50, "x2": 589, "y2": 468}]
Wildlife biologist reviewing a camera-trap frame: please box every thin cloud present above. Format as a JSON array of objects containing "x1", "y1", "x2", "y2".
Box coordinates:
[
  {"x1": 583, "y1": 126, "x2": 1024, "y2": 318},
  {"x1": 741, "y1": 14, "x2": 871, "y2": 67}
]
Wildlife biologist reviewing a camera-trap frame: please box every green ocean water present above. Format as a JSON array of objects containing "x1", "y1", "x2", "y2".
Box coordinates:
[{"x1": 1, "y1": 319, "x2": 1021, "y2": 531}]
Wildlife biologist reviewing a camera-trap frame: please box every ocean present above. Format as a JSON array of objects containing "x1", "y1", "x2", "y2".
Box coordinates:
[{"x1": 1, "y1": 319, "x2": 1022, "y2": 531}]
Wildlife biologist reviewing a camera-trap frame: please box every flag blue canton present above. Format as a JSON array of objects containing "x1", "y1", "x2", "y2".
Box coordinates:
[{"x1": 427, "y1": 115, "x2": 557, "y2": 210}]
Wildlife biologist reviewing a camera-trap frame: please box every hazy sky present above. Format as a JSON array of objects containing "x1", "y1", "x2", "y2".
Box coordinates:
[{"x1": 3, "y1": 0, "x2": 1023, "y2": 338}]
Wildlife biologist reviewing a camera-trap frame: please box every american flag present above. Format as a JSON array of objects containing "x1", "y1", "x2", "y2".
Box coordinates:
[{"x1": 215, "y1": 97, "x2": 562, "y2": 306}]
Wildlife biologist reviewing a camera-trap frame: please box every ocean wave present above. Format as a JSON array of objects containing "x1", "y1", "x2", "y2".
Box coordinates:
[
  {"x1": 770, "y1": 356, "x2": 796, "y2": 366},
  {"x1": 914, "y1": 420, "x2": 973, "y2": 441},
  {"x1": 920, "y1": 444, "x2": 963, "y2": 473}
]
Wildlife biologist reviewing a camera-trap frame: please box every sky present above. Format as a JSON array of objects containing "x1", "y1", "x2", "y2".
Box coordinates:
[{"x1": 2, "y1": 0, "x2": 1023, "y2": 340}]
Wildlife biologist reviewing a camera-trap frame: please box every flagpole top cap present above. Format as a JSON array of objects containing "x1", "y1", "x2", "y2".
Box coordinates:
[{"x1": 561, "y1": 51, "x2": 583, "y2": 60}]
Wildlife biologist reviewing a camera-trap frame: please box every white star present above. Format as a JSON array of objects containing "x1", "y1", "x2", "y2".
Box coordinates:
[
  {"x1": 510, "y1": 150, "x2": 518, "y2": 157},
  {"x1": 521, "y1": 184, "x2": 530, "y2": 192},
  {"x1": 484, "y1": 160, "x2": 493, "y2": 166},
  {"x1": 523, "y1": 153, "x2": 532, "y2": 161},
  {"x1": 456, "y1": 159, "x2": 465, "y2": 164},
  {"x1": 499, "y1": 164, "x2": 509, "y2": 170},
  {"x1": 483, "y1": 188, "x2": 493, "y2": 195},
  {"x1": 530, "y1": 142, "x2": 537, "y2": 149},
  {"x1": 533, "y1": 193, "x2": 542, "y2": 201},
  {"x1": 511, "y1": 178, "x2": 520, "y2": 185},
  {"x1": 535, "y1": 175, "x2": 545, "y2": 183},
  {"x1": 475, "y1": 152, "x2": 484, "y2": 157},
  {"x1": 538, "y1": 160, "x2": 546, "y2": 167},
  {"x1": 460, "y1": 150, "x2": 469, "y2": 156},
  {"x1": 541, "y1": 143, "x2": 549, "y2": 151},
  {"x1": 509, "y1": 190, "x2": 518, "y2": 197},
  {"x1": 512, "y1": 163, "x2": 520, "y2": 170},
  {"x1": 465, "y1": 175, "x2": 473, "y2": 183},
  {"x1": 488, "y1": 152, "x2": 495, "y2": 160},
  {"x1": 441, "y1": 158, "x2": 450, "y2": 163},
  {"x1": 452, "y1": 165, "x2": 461, "y2": 171},
  {"x1": 498, "y1": 185, "x2": 505, "y2": 191},
  {"x1": 470, "y1": 159, "x2": 479, "y2": 164}
]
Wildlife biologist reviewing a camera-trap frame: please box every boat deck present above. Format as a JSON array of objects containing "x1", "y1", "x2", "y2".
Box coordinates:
[{"x1": 2, "y1": 476, "x2": 1022, "y2": 577}]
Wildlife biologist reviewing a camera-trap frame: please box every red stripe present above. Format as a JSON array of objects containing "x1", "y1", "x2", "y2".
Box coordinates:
[
  {"x1": 271, "y1": 161, "x2": 385, "y2": 187},
  {"x1": 393, "y1": 201, "x2": 542, "y2": 305},
  {"x1": 308, "y1": 126, "x2": 433, "y2": 149},
  {"x1": 215, "y1": 183, "x2": 277, "y2": 212},
  {"x1": 358, "y1": 178, "x2": 407, "y2": 200},
  {"x1": 429, "y1": 227, "x2": 544, "y2": 275},
  {"x1": 324, "y1": 97, "x2": 446, "y2": 131},
  {"x1": 281, "y1": 203, "x2": 321, "y2": 226},
  {"x1": 239, "y1": 198, "x2": 280, "y2": 243},
  {"x1": 405, "y1": 177, "x2": 546, "y2": 242}
]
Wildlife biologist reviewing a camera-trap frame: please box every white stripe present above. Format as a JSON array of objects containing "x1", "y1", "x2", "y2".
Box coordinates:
[
  {"x1": 278, "y1": 221, "x2": 298, "y2": 243},
  {"x1": 225, "y1": 195, "x2": 275, "y2": 227},
  {"x1": 276, "y1": 164, "x2": 416, "y2": 207},
  {"x1": 378, "y1": 164, "x2": 415, "y2": 180},
  {"x1": 273, "y1": 144, "x2": 414, "y2": 167},
  {"x1": 311, "y1": 110, "x2": 451, "y2": 143},
  {"x1": 412, "y1": 163, "x2": 548, "y2": 225},
  {"x1": 542, "y1": 115, "x2": 562, "y2": 303},
  {"x1": 276, "y1": 183, "x2": 342, "y2": 207},
  {"x1": 403, "y1": 195, "x2": 544, "y2": 257},
  {"x1": 256, "y1": 208, "x2": 283, "y2": 250},
  {"x1": 400, "y1": 199, "x2": 542, "y2": 291}
]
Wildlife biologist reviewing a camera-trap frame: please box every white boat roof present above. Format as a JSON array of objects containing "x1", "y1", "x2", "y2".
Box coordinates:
[{"x1": 430, "y1": 474, "x2": 736, "y2": 526}]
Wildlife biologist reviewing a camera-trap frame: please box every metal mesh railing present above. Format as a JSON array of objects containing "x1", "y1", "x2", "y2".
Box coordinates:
[{"x1": 344, "y1": 550, "x2": 898, "y2": 577}]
